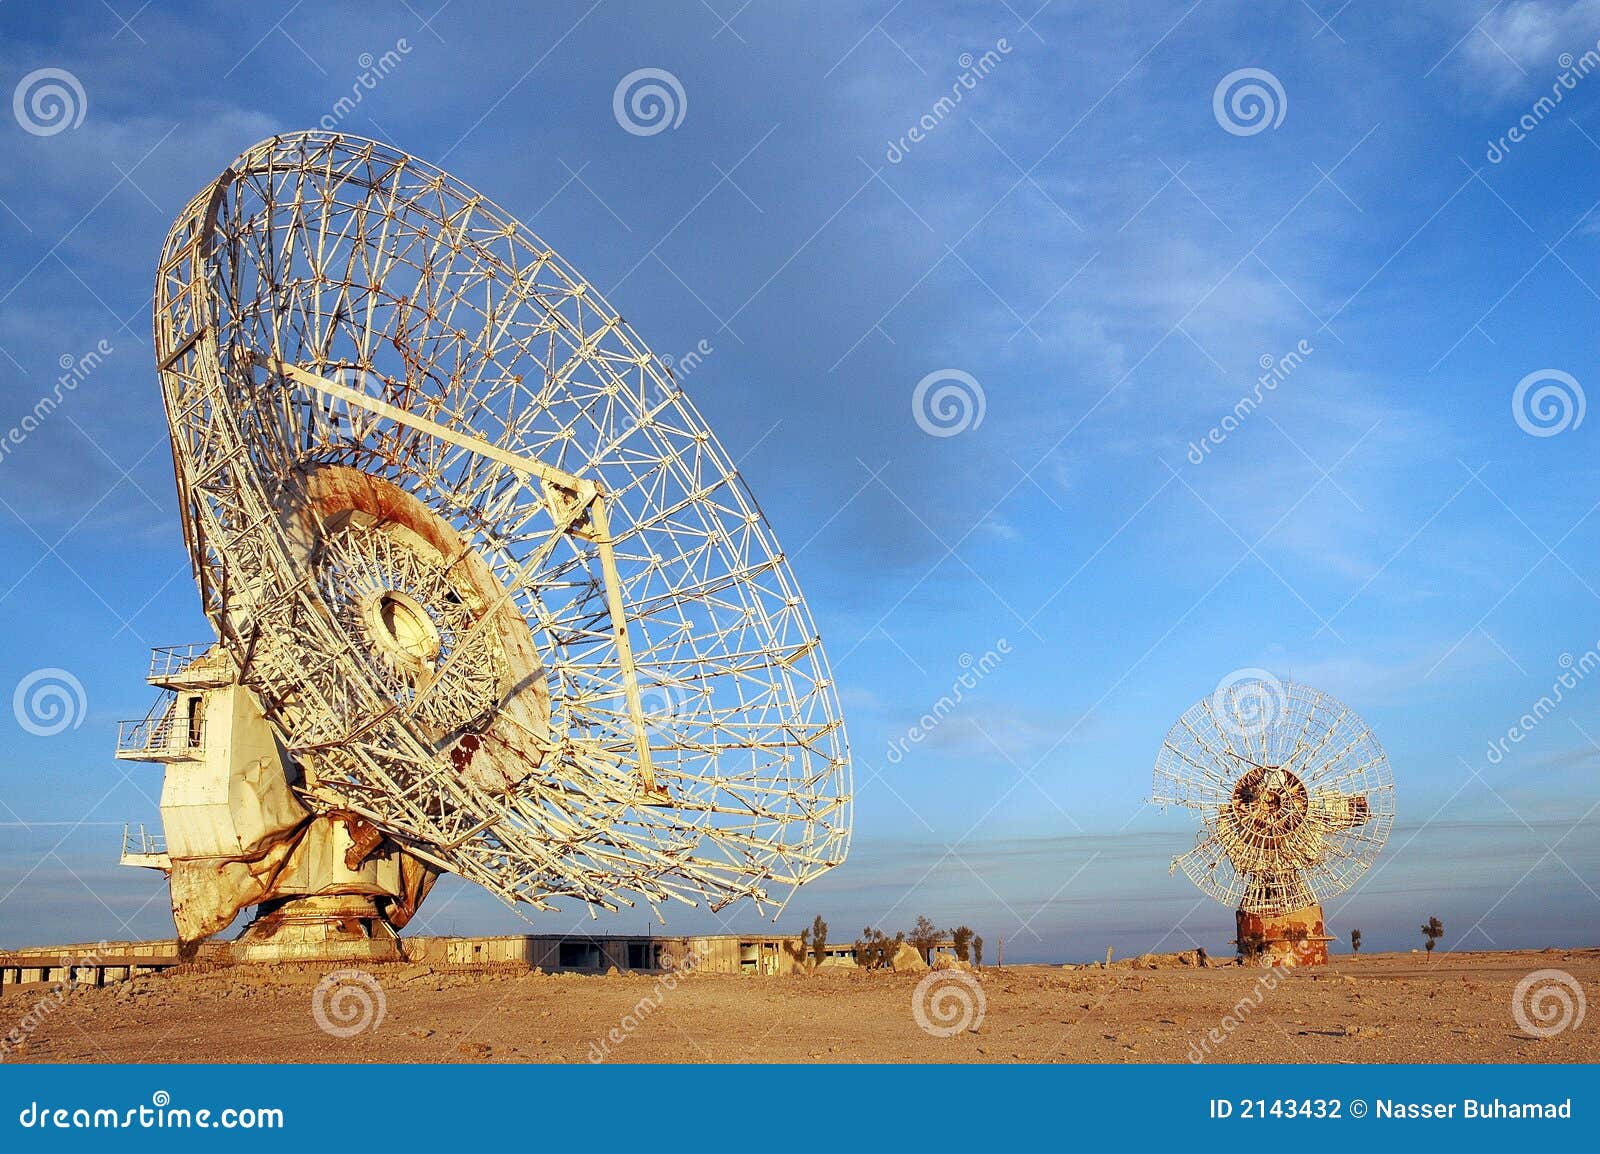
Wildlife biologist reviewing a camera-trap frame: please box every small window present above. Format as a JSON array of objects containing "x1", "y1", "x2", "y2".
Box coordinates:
[{"x1": 558, "y1": 941, "x2": 603, "y2": 969}]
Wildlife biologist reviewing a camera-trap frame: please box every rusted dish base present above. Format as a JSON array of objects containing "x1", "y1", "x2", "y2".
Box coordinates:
[
  {"x1": 233, "y1": 894, "x2": 403, "y2": 964},
  {"x1": 1235, "y1": 905, "x2": 1332, "y2": 967}
]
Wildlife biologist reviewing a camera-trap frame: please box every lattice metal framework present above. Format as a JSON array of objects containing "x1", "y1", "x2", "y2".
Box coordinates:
[
  {"x1": 1153, "y1": 680, "x2": 1393, "y2": 914},
  {"x1": 151, "y1": 131, "x2": 851, "y2": 917}
]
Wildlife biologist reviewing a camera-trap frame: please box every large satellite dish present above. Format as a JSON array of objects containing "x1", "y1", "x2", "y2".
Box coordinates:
[
  {"x1": 118, "y1": 132, "x2": 850, "y2": 959},
  {"x1": 1152, "y1": 677, "x2": 1393, "y2": 964}
]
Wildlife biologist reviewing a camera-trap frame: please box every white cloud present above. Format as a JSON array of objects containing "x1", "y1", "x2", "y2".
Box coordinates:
[{"x1": 1457, "y1": 0, "x2": 1600, "y2": 93}]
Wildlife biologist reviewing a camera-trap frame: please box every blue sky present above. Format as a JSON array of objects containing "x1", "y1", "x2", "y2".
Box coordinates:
[{"x1": 0, "y1": 1, "x2": 1597, "y2": 963}]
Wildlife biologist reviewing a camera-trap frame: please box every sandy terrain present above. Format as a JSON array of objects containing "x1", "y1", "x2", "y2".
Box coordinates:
[{"x1": 2, "y1": 948, "x2": 1595, "y2": 1064}]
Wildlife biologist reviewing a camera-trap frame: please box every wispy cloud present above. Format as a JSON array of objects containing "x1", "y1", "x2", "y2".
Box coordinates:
[{"x1": 1455, "y1": 0, "x2": 1600, "y2": 94}]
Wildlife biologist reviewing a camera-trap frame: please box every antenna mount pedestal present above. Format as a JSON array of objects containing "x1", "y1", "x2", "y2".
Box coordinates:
[
  {"x1": 234, "y1": 894, "x2": 404, "y2": 964},
  {"x1": 1235, "y1": 904, "x2": 1332, "y2": 967}
]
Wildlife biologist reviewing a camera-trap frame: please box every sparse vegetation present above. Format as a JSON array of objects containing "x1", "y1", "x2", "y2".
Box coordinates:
[
  {"x1": 853, "y1": 927, "x2": 903, "y2": 970},
  {"x1": 1421, "y1": 917, "x2": 1443, "y2": 954},
  {"x1": 952, "y1": 925, "x2": 974, "y2": 962},
  {"x1": 811, "y1": 915, "x2": 828, "y2": 965},
  {"x1": 1350, "y1": 929, "x2": 1361, "y2": 953},
  {"x1": 908, "y1": 915, "x2": 941, "y2": 962},
  {"x1": 973, "y1": 935, "x2": 984, "y2": 967}
]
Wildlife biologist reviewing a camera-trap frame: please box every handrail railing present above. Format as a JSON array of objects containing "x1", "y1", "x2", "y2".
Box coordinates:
[
  {"x1": 115, "y1": 691, "x2": 205, "y2": 758},
  {"x1": 121, "y1": 823, "x2": 166, "y2": 857},
  {"x1": 147, "y1": 643, "x2": 212, "y2": 681}
]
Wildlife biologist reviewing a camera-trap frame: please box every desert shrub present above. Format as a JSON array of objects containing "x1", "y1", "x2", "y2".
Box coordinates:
[{"x1": 952, "y1": 925, "x2": 974, "y2": 962}]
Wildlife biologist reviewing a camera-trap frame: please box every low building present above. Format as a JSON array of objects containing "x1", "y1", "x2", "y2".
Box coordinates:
[
  {"x1": 402, "y1": 933, "x2": 810, "y2": 974},
  {"x1": 401, "y1": 933, "x2": 959, "y2": 973},
  {"x1": 1, "y1": 933, "x2": 962, "y2": 983}
]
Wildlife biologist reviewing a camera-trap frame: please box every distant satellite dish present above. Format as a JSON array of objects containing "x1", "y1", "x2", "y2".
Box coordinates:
[
  {"x1": 118, "y1": 132, "x2": 851, "y2": 960},
  {"x1": 1153, "y1": 678, "x2": 1393, "y2": 965}
]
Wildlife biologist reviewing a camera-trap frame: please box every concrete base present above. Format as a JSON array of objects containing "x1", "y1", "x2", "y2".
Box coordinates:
[
  {"x1": 1235, "y1": 905, "x2": 1332, "y2": 967},
  {"x1": 233, "y1": 895, "x2": 403, "y2": 964}
]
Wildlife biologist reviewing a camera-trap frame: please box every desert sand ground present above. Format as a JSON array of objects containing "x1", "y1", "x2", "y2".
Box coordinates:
[{"x1": 2, "y1": 948, "x2": 1595, "y2": 1064}]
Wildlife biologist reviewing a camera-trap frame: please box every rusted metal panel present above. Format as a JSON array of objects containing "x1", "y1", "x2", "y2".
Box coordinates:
[{"x1": 1235, "y1": 905, "x2": 1331, "y2": 967}]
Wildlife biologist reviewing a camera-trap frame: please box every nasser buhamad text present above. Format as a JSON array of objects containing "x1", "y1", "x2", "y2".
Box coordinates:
[{"x1": 1374, "y1": 1099, "x2": 1572, "y2": 1120}]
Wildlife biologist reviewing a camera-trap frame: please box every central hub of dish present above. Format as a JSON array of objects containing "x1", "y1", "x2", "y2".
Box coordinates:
[
  {"x1": 313, "y1": 514, "x2": 498, "y2": 725},
  {"x1": 1229, "y1": 765, "x2": 1309, "y2": 844},
  {"x1": 362, "y1": 588, "x2": 441, "y2": 670},
  {"x1": 275, "y1": 463, "x2": 551, "y2": 792}
]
